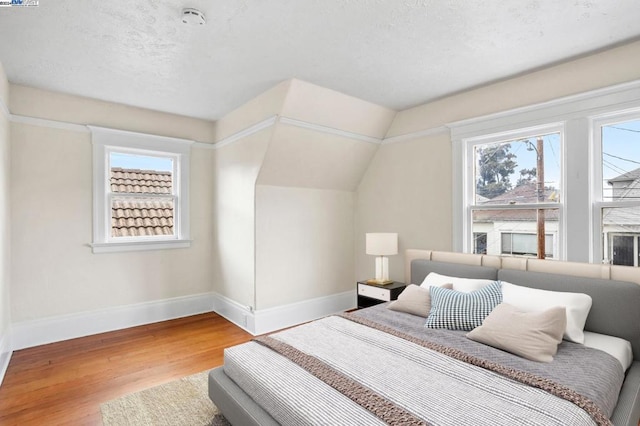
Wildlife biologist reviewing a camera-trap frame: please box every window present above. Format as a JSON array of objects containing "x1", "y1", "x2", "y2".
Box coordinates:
[
  {"x1": 90, "y1": 126, "x2": 192, "y2": 253},
  {"x1": 466, "y1": 128, "x2": 562, "y2": 259},
  {"x1": 452, "y1": 81, "x2": 640, "y2": 264},
  {"x1": 607, "y1": 233, "x2": 640, "y2": 266},
  {"x1": 473, "y1": 232, "x2": 487, "y2": 254},
  {"x1": 593, "y1": 115, "x2": 640, "y2": 265},
  {"x1": 501, "y1": 232, "x2": 554, "y2": 258}
]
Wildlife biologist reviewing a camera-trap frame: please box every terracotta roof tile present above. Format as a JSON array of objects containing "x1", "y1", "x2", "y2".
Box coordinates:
[
  {"x1": 110, "y1": 168, "x2": 174, "y2": 237},
  {"x1": 110, "y1": 168, "x2": 172, "y2": 194}
]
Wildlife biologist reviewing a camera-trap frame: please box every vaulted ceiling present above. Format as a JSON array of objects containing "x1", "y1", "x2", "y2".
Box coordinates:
[{"x1": 1, "y1": 0, "x2": 639, "y2": 120}]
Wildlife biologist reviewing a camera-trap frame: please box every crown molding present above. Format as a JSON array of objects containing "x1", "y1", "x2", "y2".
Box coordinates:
[
  {"x1": 278, "y1": 116, "x2": 383, "y2": 145},
  {"x1": 211, "y1": 115, "x2": 385, "y2": 150},
  {"x1": 382, "y1": 126, "x2": 449, "y2": 145},
  {"x1": 11, "y1": 113, "x2": 90, "y2": 133},
  {"x1": 88, "y1": 125, "x2": 194, "y2": 147},
  {"x1": 211, "y1": 115, "x2": 278, "y2": 150},
  {"x1": 192, "y1": 141, "x2": 216, "y2": 149},
  {"x1": 9, "y1": 113, "x2": 220, "y2": 147},
  {"x1": 448, "y1": 78, "x2": 640, "y2": 139}
]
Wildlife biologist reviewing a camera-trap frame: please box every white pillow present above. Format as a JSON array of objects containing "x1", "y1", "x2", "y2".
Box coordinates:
[
  {"x1": 501, "y1": 281, "x2": 592, "y2": 344},
  {"x1": 420, "y1": 272, "x2": 494, "y2": 293}
]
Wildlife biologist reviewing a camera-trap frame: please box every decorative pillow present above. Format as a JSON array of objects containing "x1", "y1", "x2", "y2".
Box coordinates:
[
  {"x1": 466, "y1": 303, "x2": 567, "y2": 362},
  {"x1": 501, "y1": 281, "x2": 592, "y2": 344},
  {"x1": 387, "y1": 283, "x2": 453, "y2": 317},
  {"x1": 420, "y1": 272, "x2": 494, "y2": 293},
  {"x1": 425, "y1": 281, "x2": 502, "y2": 331}
]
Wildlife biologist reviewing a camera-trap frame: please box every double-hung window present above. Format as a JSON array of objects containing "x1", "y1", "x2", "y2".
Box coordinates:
[
  {"x1": 453, "y1": 81, "x2": 640, "y2": 265},
  {"x1": 462, "y1": 126, "x2": 563, "y2": 259},
  {"x1": 592, "y1": 112, "x2": 640, "y2": 265},
  {"x1": 90, "y1": 126, "x2": 192, "y2": 253}
]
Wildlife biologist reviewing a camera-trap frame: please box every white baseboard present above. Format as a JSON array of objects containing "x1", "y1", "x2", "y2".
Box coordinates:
[
  {"x1": 212, "y1": 290, "x2": 357, "y2": 335},
  {"x1": 211, "y1": 292, "x2": 254, "y2": 334},
  {"x1": 0, "y1": 330, "x2": 12, "y2": 387},
  {"x1": 11, "y1": 292, "x2": 215, "y2": 350}
]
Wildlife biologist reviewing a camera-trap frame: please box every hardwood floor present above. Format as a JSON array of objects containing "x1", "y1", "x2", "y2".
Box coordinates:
[{"x1": 0, "y1": 312, "x2": 253, "y2": 425}]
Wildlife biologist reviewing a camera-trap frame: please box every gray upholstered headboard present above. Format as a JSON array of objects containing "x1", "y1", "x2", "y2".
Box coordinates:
[
  {"x1": 411, "y1": 258, "x2": 640, "y2": 361},
  {"x1": 411, "y1": 259, "x2": 498, "y2": 284},
  {"x1": 499, "y1": 269, "x2": 640, "y2": 361}
]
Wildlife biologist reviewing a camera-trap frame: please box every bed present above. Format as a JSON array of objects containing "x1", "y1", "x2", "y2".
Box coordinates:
[{"x1": 209, "y1": 250, "x2": 640, "y2": 425}]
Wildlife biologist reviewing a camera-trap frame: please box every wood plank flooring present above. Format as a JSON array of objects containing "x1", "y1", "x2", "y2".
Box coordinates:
[{"x1": 0, "y1": 312, "x2": 252, "y2": 425}]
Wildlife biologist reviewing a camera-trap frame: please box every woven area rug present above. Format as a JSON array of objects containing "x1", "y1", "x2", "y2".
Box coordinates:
[{"x1": 101, "y1": 371, "x2": 230, "y2": 426}]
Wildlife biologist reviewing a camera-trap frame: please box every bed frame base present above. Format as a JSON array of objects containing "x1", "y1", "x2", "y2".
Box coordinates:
[{"x1": 208, "y1": 366, "x2": 279, "y2": 426}]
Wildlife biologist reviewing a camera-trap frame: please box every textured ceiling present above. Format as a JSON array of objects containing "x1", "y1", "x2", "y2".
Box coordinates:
[{"x1": 0, "y1": 0, "x2": 639, "y2": 121}]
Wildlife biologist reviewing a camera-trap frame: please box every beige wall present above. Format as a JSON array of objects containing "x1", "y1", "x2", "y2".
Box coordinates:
[
  {"x1": 9, "y1": 90, "x2": 215, "y2": 322},
  {"x1": 7, "y1": 38, "x2": 640, "y2": 332},
  {"x1": 358, "y1": 40, "x2": 640, "y2": 283},
  {"x1": 282, "y1": 79, "x2": 395, "y2": 139},
  {"x1": 208, "y1": 82, "x2": 291, "y2": 311},
  {"x1": 356, "y1": 133, "x2": 452, "y2": 282},
  {"x1": 212, "y1": 79, "x2": 395, "y2": 316},
  {"x1": 0, "y1": 63, "x2": 11, "y2": 349},
  {"x1": 212, "y1": 81, "x2": 290, "y2": 142},
  {"x1": 255, "y1": 185, "x2": 355, "y2": 309},
  {"x1": 257, "y1": 124, "x2": 378, "y2": 191},
  {"x1": 10, "y1": 85, "x2": 214, "y2": 143},
  {"x1": 0, "y1": 63, "x2": 8, "y2": 110},
  {"x1": 211, "y1": 129, "x2": 271, "y2": 309}
]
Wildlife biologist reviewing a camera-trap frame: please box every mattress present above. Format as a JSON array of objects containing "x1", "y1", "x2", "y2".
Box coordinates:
[{"x1": 222, "y1": 306, "x2": 625, "y2": 425}]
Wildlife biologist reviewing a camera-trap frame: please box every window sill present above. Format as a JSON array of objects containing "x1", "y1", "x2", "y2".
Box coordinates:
[{"x1": 90, "y1": 239, "x2": 192, "y2": 254}]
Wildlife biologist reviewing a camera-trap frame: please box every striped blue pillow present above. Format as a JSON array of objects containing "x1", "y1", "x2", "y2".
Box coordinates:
[{"x1": 425, "y1": 281, "x2": 502, "y2": 331}]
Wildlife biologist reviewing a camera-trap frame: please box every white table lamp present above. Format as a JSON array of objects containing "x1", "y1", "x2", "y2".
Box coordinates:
[{"x1": 366, "y1": 233, "x2": 398, "y2": 285}]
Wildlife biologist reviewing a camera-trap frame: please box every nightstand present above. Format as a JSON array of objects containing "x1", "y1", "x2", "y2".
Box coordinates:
[{"x1": 357, "y1": 281, "x2": 406, "y2": 309}]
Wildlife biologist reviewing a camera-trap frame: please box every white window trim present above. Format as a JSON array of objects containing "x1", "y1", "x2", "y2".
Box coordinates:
[
  {"x1": 89, "y1": 126, "x2": 193, "y2": 253},
  {"x1": 456, "y1": 122, "x2": 565, "y2": 259},
  {"x1": 450, "y1": 79, "x2": 640, "y2": 263},
  {"x1": 591, "y1": 106, "x2": 640, "y2": 264}
]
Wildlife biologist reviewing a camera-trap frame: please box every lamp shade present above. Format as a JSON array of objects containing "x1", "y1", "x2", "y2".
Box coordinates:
[{"x1": 366, "y1": 233, "x2": 398, "y2": 256}]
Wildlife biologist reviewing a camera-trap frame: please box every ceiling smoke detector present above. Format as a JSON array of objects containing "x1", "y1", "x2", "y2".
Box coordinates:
[{"x1": 182, "y1": 8, "x2": 206, "y2": 26}]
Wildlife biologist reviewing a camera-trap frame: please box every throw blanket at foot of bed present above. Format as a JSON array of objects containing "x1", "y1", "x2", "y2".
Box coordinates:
[{"x1": 224, "y1": 315, "x2": 618, "y2": 426}]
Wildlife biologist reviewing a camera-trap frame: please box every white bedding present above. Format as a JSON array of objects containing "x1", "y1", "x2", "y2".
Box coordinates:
[{"x1": 584, "y1": 331, "x2": 634, "y2": 371}]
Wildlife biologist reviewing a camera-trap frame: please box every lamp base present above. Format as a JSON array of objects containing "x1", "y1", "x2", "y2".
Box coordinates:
[{"x1": 366, "y1": 279, "x2": 394, "y2": 285}]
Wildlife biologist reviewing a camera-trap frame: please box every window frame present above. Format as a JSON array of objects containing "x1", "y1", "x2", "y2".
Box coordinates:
[
  {"x1": 89, "y1": 126, "x2": 193, "y2": 253},
  {"x1": 451, "y1": 80, "x2": 640, "y2": 264},
  {"x1": 591, "y1": 108, "x2": 640, "y2": 264},
  {"x1": 459, "y1": 123, "x2": 565, "y2": 258}
]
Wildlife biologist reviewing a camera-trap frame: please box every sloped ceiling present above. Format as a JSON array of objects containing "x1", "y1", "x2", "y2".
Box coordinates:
[
  {"x1": 0, "y1": 1, "x2": 639, "y2": 120},
  {"x1": 257, "y1": 125, "x2": 379, "y2": 191},
  {"x1": 241, "y1": 79, "x2": 396, "y2": 191}
]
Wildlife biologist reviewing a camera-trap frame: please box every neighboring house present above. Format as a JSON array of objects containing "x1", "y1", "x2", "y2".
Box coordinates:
[
  {"x1": 473, "y1": 170, "x2": 640, "y2": 265},
  {"x1": 473, "y1": 183, "x2": 559, "y2": 258},
  {"x1": 603, "y1": 167, "x2": 640, "y2": 266},
  {"x1": 110, "y1": 168, "x2": 174, "y2": 237},
  {"x1": 607, "y1": 167, "x2": 640, "y2": 201}
]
